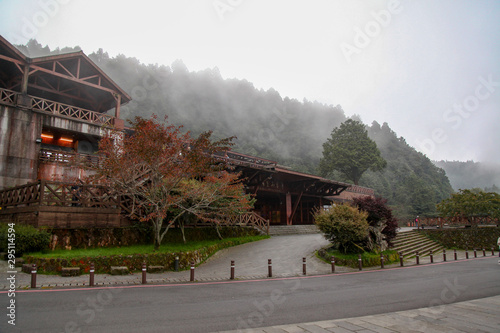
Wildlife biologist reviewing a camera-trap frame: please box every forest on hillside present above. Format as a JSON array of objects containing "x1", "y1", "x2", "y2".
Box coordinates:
[
  {"x1": 434, "y1": 160, "x2": 500, "y2": 193},
  {"x1": 18, "y1": 40, "x2": 455, "y2": 220}
]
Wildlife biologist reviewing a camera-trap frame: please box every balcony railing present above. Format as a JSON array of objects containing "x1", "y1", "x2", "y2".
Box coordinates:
[
  {"x1": 0, "y1": 87, "x2": 16, "y2": 105},
  {"x1": 0, "y1": 180, "x2": 123, "y2": 210},
  {"x1": 0, "y1": 87, "x2": 116, "y2": 127},
  {"x1": 39, "y1": 148, "x2": 100, "y2": 166}
]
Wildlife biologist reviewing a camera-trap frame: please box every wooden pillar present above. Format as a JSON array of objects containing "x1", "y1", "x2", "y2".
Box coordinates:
[
  {"x1": 21, "y1": 64, "x2": 30, "y2": 94},
  {"x1": 114, "y1": 93, "x2": 121, "y2": 119},
  {"x1": 286, "y1": 192, "x2": 292, "y2": 225}
]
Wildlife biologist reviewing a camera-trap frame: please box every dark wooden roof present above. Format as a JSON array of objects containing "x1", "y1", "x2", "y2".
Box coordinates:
[
  {"x1": 225, "y1": 150, "x2": 350, "y2": 198},
  {"x1": 0, "y1": 35, "x2": 131, "y2": 113}
]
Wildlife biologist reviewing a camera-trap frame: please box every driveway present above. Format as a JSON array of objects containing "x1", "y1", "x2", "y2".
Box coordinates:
[{"x1": 194, "y1": 234, "x2": 334, "y2": 279}]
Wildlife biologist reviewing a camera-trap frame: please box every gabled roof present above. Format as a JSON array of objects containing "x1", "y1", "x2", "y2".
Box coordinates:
[{"x1": 0, "y1": 35, "x2": 131, "y2": 113}]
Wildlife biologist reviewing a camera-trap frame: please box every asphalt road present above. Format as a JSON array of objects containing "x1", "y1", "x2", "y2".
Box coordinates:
[{"x1": 2, "y1": 257, "x2": 499, "y2": 333}]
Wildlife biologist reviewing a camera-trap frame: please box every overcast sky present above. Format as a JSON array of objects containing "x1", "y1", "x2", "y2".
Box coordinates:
[{"x1": 1, "y1": 0, "x2": 499, "y2": 163}]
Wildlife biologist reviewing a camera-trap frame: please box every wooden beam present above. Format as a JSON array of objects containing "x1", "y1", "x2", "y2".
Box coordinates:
[
  {"x1": 76, "y1": 58, "x2": 81, "y2": 79},
  {"x1": 29, "y1": 64, "x2": 118, "y2": 95},
  {"x1": 0, "y1": 54, "x2": 25, "y2": 69},
  {"x1": 286, "y1": 192, "x2": 292, "y2": 225},
  {"x1": 21, "y1": 64, "x2": 29, "y2": 94},
  {"x1": 290, "y1": 191, "x2": 303, "y2": 224},
  {"x1": 114, "y1": 93, "x2": 121, "y2": 118},
  {"x1": 56, "y1": 60, "x2": 76, "y2": 78}
]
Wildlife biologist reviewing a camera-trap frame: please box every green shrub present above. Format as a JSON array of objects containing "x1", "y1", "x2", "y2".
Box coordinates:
[
  {"x1": 318, "y1": 248, "x2": 399, "y2": 268},
  {"x1": 418, "y1": 227, "x2": 500, "y2": 250},
  {"x1": 315, "y1": 204, "x2": 369, "y2": 253},
  {"x1": 0, "y1": 224, "x2": 51, "y2": 256}
]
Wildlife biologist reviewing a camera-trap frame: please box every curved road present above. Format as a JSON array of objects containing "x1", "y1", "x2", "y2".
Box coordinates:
[{"x1": 2, "y1": 256, "x2": 499, "y2": 332}]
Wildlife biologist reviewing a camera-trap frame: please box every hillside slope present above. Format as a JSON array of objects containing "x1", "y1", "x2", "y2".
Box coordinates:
[{"x1": 17, "y1": 41, "x2": 454, "y2": 220}]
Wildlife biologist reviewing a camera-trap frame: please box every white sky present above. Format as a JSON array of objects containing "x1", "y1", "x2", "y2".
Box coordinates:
[{"x1": 1, "y1": 0, "x2": 499, "y2": 163}]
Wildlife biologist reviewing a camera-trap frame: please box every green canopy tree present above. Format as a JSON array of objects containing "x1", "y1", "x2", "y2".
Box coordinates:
[
  {"x1": 437, "y1": 189, "x2": 500, "y2": 222},
  {"x1": 319, "y1": 119, "x2": 386, "y2": 185}
]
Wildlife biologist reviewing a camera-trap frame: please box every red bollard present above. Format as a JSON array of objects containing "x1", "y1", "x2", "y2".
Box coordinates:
[
  {"x1": 331, "y1": 256, "x2": 335, "y2": 273},
  {"x1": 430, "y1": 250, "x2": 434, "y2": 263},
  {"x1": 454, "y1": 249, "x2": 457, "y2": 261},
  {"x1": 492, "y1": 247, "x2": 495, "y2": 256},
  {"x1": 416, "y1": 251, "x2": 420, "y2": 265},
  {"x1": 474, "y1": 249, "x2": 477, "y2": 258},
  {"x1": 142, "y1": 262, "x2": 147, "y2": 284},
  {"x1": 190, "y1": 261, "x2": 195, "y2": 282},
  {"x1": 358, "y1": 254, "x2": 362, "y2": 271},
  {"x1": 89, "y1": 262, "x2": 95, "y2": 287},
  {"x1": 380, "y1": 254, "x2": 384, "y2": 269},
  {"x1": 302, "y1": 257, "x2": 306, "y2": 275},
  {"x1": 465, "y1": 249, "x2": 469, "y2": 259},
  {"x1": 399, "y1": 252, "x2": 404, "y2": 267},
  {"x1": 482, "y1": 248, "x2": 486, "y2": 257},
  {"x1": 31, "y1": 264, "x2": 37, "y2": 289},
  {"x1": 443, "y1": 249, "x2": 446, "y2": 262},
  {"x1": 268, "y1": 259, "x2": 272, "y2": 278},
  {"x1": 230, "y1": 260, "x2": 235, "y2": 280}
]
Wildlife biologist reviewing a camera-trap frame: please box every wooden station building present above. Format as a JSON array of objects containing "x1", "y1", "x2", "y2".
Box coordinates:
[{"x1": 0, "y1": 35, "x2": 373, "y2": 230}]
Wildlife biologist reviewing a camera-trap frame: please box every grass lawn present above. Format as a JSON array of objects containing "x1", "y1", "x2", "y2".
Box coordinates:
[{"x1": 26, "y1": 235, "x2": 269, "y2": 259}]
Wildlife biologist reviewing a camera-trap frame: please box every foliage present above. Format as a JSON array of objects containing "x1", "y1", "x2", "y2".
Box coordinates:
[
  {"x1": 361, "y1": 122, "x2": 454, "y2": 220},
  {"x1": 24, "y1": 235, "x2": 268, "y2": 274},
  {"x1": 314, "y1": 204, "x2": 369, "y2": 253},
  {"x1": 353, "y1": 196, "x2": 398, "y2": 247},
  {"x1": 0, "y1": 224, "x2": 50, "y2": 256},
  {"x1": 89, "y1": 116, "x2": 253, "y2": 249},
  {"x1": 319, "y1": 119, "x2": 386, "y2": 185},
  {"x1": 418, "y1": 228, "x2": 500, "y2": 250},
  {"x1": 318, "y1": 248, "x2": 399, "y2": 268},
  {"x1": 434, "y1": 160, "x2": 500, "y2": 193},
  {"x1": 436, "y1": 189, "x2": 500, "y2": 221}
]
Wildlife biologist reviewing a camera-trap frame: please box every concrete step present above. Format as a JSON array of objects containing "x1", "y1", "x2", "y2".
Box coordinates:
[
  {"x1": 391, "y1": 230, "x2": 445, "y2": 258},
  {"x1": 269, "y1": 225, "x2": 320, "y2": 236}
]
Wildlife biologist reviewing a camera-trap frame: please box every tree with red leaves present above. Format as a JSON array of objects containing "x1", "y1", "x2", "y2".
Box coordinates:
[
  {"x1": 91, "y1": 116, "x2": 253, "y2": 249},
  {"x1": 352, "y1": 196, "x2": 398, "y2": 248}
]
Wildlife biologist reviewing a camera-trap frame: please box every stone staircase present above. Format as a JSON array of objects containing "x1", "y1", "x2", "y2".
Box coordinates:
[
  {"x1": 391, "y1": 230, "x2": 445, "y2": 258},
  {"x1": 269, "y1": 225, "x2": 321, "y2": 236}
]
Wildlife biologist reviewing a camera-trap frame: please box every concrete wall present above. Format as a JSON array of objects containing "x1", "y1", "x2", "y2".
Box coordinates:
[
  {"x1": 0, "y1": 105, "x2": 41, "y2": 189},
  {"x1": 1, "y1": 104, "x2": 111, "y2": 189}
]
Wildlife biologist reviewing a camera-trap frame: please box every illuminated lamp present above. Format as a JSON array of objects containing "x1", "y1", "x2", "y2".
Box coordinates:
[
  {"x1": 41, "y1": 133, "x2": 53, "y2": 139},
  {"x1": 59, "y1": 137, "x2": 73, "y2": 143}
]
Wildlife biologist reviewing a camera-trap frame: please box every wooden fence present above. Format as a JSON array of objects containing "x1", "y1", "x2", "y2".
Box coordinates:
[
  {"x1": 0, "y1": 181, "x2": 270, "y2": 234},
  {"x1": 408, "y1": 215, "x2": 499, "y2": 228}
]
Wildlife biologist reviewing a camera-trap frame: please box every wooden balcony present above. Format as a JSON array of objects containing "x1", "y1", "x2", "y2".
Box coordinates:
[
  {"x1": 39, "y1": 148, "x2": 100, "y2": 166},
  {"x1": 0, "y1": 87, "x2": 117, "y2": 127}
]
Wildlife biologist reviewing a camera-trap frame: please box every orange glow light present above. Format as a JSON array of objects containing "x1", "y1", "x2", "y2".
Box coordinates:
[
  {"x1": 59, "y1": 137, "x2": 73, "y2": 143},
  {"x1": 41, "y1": 133, "x2": 53, "y2": 139}
]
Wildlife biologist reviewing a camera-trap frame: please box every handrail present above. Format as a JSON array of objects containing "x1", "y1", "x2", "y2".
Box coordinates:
[
  {"x1": 39, "y1": 148, "x2": 100, "y2": 166},
  {"x1": 0, "y1": 180, "x2": 120, "y2": 209},
  {"x1": 0, "y1": 87, "x2": 115, "y2": 127},
  {"x1": 31, "y1": 95, "x2": 114, "y2": 126},
  {"x1": 407, "y1": 215, "x2": 499, "y2": 228},
  {"x1": 0, "y1": 87, "x2": 17, "y2": 105}
]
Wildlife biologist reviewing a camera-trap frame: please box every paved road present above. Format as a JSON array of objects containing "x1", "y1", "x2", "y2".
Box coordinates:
[
  {"x1": 0, "y1": 234, "x2": 335, "y2": 288},
  {"x1": 2, "y1": 256, "x2": 499, "y2": 333},
  {"x1": 195, "y1": 234, "x2": 332, "y2": 279}
]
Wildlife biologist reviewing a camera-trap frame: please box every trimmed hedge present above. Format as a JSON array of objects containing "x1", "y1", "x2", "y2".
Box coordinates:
[
  {"x1": 418, "y1": 227, "x2": 500, "y2": 250},
  {"x1": 317, "y1": 248, "x2": 399, "y2": 268},
  {"x1": 48, "y1": 225, "x2": 260, "y2": 250},
  {"x1": 0, "y1": 224, "x2": 50, "y2": 256},
  {"x1": 24, "y1": 237, "x2": 261, "y2": 274}
]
